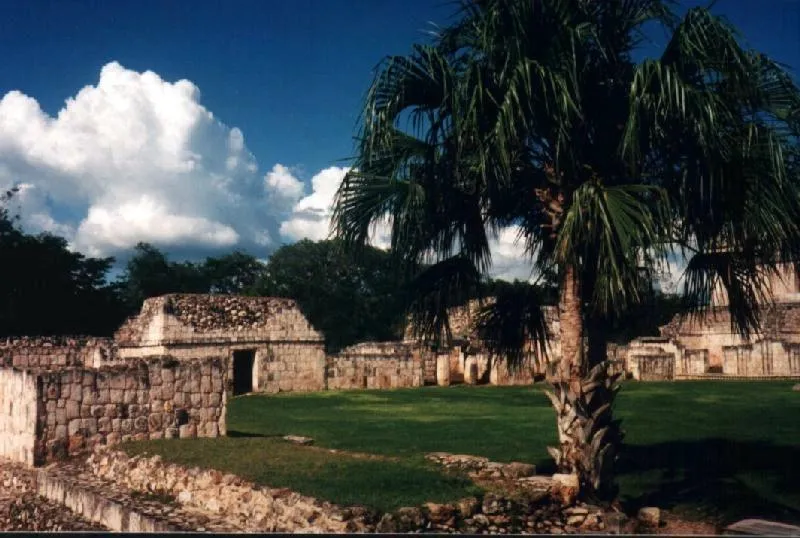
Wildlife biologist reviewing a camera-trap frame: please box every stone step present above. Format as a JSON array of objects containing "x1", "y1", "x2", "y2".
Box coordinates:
[
  {"x1": 724, "y1": 518, "x2": 800, "y2": 536},
  {"x1": 36, "y1": 460, "x2": 243, "y2": 533}
]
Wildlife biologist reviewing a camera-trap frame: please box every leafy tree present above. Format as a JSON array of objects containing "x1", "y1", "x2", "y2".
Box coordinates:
[
  {"x1": 333, "y1": 0, "x2": 800, "y2": 501},
  {"x1": 253, "y1": 239, "x2": 408, "y2": 352},
  {"x1": 0, "y1": 206, "x2": 126, "y2": 336},
  {"x1": 203, "y1": 251, "x2": 267, "y2": 295}
]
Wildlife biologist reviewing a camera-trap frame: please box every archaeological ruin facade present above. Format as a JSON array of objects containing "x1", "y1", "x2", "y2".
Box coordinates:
[
  {"x1": 621, "y1": 266, "x2": 800, "y2": 380},
  {"x1": 4, "y1": 275, "x2": 799, "y2": 468}
]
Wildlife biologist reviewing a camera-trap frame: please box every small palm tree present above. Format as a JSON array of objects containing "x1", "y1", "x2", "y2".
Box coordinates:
[{"x1": 333, "y1": 0, "x2": 800, "y2": 502}]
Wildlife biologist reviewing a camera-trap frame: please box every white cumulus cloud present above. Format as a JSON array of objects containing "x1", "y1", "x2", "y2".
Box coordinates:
[
  {"x1": 278, "y1": 169, "x2": 532, "y2": 280},
  {"x1": 0, "y1": 61, "x2": 293, "y2": 258}
]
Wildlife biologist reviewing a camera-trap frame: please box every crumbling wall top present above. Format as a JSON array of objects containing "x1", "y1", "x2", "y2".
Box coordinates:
[
  {"x1": 115, "y1": 293, "x2": 324, "y2": 347},
  {"x1": 334, "y1": 341, "x2": 413, "y2": 358}
]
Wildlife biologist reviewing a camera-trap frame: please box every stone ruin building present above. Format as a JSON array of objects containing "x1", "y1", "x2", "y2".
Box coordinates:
[
  {"x1": 0, "y1": 294, "x2": 450, "y2": 468},
  {"x1": 407, "y1": 299, "x2": 562, "y2": 387},
  {"x1": 3, "y1": 278, "x2": 799, "y2": 469},
  {"x1": 621, "y1": 265, "x2": 800, "y2": 380}
]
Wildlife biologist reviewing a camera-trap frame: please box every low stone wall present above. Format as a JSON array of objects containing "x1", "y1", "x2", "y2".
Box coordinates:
[
  {"x1": 0, "y1": 337, "x2": 116, "y2": 369},
  {"x1": 87, "y1": 448, "x2": 369, "y2": 533},
  {"x1": 633, "y1": 354, "x2": 674, "y2": 381},
  {"x1": 0, "y1": 369, "x2": 38, "y2": 465},
  {"x1": 326, "y1": 342, "x2": 422, "y2": 390},
  {"x1": 257, "y1": 342, "x2": 326, "y2": 393},
  {"x1": 34, "y1": 356, "x2": 228, "y2": 465}
]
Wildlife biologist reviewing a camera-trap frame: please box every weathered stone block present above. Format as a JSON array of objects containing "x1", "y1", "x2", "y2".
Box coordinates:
[
  {"x1": 161, "y1": 385, "x2": 174, "y2": 400},
  {"x1": 98, "y1": 417, "x2": 111, "y2": 433},
  {"x1": 120, "y1": 419, "x2": 132, "y2": 434},
  {"x1": 109, "y1": 376, "x2": 125, "y2": 390},
  {"x1": 200, "y1": 376, "x2": 211, "y2": 392},
  {"x1": 68, "y1": 434, "x2": 84, "y2": 454},
  {"x1": 147, "y1": 414, "x2": 162, "y2": 431},
  {"x1": 179, "y1": 424, "x2": 196, "y2": 439},
  {"x1": 133, "y1": 416, "x2": 148, "y2": 432},
  {"x1": 67, "y1": 419, "x2": 82, "y2": 436},
  {"x1": 82, "y1": 418, "x2": 98, "y2": 435}
]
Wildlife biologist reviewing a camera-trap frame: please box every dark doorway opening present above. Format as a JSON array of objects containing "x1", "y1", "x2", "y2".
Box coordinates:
[{"x1": 232, "y1": 350, "x2": 255, "y2": 396}]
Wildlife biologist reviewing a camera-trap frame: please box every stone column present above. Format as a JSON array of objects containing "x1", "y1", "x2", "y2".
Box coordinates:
[
  {"x1": 464, "y1": 356, "x2": 478, "y2": 385},
  {"x1": 436, "y1": 354, "x2": 451, "y2": 386}
]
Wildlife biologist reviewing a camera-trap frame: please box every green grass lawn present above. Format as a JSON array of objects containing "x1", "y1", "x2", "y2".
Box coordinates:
[{"x1": 122, "y1": 381, "x2": 800, "y2": 523}]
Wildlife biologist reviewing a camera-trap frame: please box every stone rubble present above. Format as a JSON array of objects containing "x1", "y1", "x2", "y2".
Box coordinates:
[
  {"x1": 0, "y1": 458, "x2": 106, "y2": 531},
  {"x1": 166, "y1": 294, "x2": 298, "y2": 332},
  {"x1": 283, "y1": 434, "x2": 314, "y2": 445},
  {"x1": 83, "y1": 446, "x2": 632, "y2": 534},
  {"x1": 88, "y1": 446, "x2": 373, "y2": 532},
  {"x1": 638, "y1": 506, "x2": 661, "y2": 528},
  {"x1": 425, "y1": 452, "x2": 537, "y2": 480}
]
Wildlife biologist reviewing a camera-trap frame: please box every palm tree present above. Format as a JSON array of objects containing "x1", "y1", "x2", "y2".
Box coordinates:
[{"x1": 333, "y1": 0, "x2": 800, "y2": 502}]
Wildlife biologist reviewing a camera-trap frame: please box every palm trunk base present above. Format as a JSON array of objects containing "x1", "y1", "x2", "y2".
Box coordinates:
[{"x1": 544, "y1": 361, "x2": 624, "y2": 504}]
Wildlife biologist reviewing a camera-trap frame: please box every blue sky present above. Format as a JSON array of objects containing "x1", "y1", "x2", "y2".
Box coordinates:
[{"x1": 0, "y1": 0, "x2": 798, "y2": 281}]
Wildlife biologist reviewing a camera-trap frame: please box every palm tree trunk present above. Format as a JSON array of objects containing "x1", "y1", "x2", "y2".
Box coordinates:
[
  {"x1": 546, "y1": 263, "x2": 624, "y2": 503},
  {"x1": 557, "y1": 263, "x2": 584, "y2": 379}
]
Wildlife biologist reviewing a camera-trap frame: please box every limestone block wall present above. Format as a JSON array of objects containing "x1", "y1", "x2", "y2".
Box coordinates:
[
  {"x1": 33, "y1": 356, "x2": 228, "y2": 465},
  {"x1": 632, "y1": 354, "x2": 674, "y2": 381},
  {"x1": 257, "y1": 343, "x2": 326, "y2": 393},
  {"x1": 489, "y1": 354, "x2": 537, "y2": 386},
  {"x1": 0, "y1": 369, "x2": 38, "y2": 465},
  {"x1": 677, "y1": 349, "x2": 709, "y2": 376},
  {"x1": 623, "y1": 338, "x2": 681, "y2": 379},
  {"x1": 420, "y1": 349, "x2": 437, "y2": 384},
  {"x1": 326, "y1": 342, "x2": 422, "y2": 390},
  {"x1": 720, "y1": 341, "x2": 795, "y2": 376},
  {"x1": 0, "y1": 337, "x2": 116, "y2": 369}
]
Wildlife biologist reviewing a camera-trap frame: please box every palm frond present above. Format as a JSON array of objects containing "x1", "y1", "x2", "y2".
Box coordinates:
[
  {"x1": 556, "y1": 182, "x2": 671, "y2": 315},
  {"x1": 405, "y1": 255, "x2": 483, "y2": 346},
  {"x1": 475, "y1": 281, "x2": 552, "y2": 371},
  {"x1": 682, "y1": 251, "x2": 777, "y2": 338}
]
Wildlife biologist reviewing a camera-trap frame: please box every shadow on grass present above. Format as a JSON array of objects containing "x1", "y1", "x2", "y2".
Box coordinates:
[
  {"x1": 618, "y1": 438, "x2": 800, "y2": 526},
  {"x1": 227, "y1": 430, "x2": 272, "y2": 438}
]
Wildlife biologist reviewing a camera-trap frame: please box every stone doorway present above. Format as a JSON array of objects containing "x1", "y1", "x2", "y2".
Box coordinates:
[{"x1": 232, "y1": 350, "x2": 255, "y2": 395}]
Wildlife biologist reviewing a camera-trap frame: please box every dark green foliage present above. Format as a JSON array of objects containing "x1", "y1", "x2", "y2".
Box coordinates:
[
  {"x1": 0, "y1": 199, "x2": 128, "y2": 336},
  {"x1": 118, "y1": 243, "x2": 268, "y2": 312},
  {"x1": 252, "y1": 239, "x2": 409, "y2": 352}
]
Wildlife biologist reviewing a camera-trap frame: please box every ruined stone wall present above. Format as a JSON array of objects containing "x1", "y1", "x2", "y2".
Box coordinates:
[
  {"x1": 326, "y1": 342, "x2": 423, "y2": 390},
  {"x1": 88, "y1": 448, "x2": 368, "y2": 532},
  {"x1": 116, "y1": 295, "x2": 324, "y2": 350},
  {"x1": 257, "y1": 343, "x2": 326, "y2": 392},
  {"x1": 34, "y1": 356, "x2": 228, "y2": 465},
  {"x1": 623, "y1": 338, "x2": 682, "y2": 379},
  {"x1": 0, "y1": 369, "x2": 38, "y2": 465},
  {"x1": 489, "y1": 354, "x2": 538, "y2": 385},
  {"x1": 0, "y1": 337, "x2": 116, "y2": 370},
  {"x1": 420, "y1": 349, "x2": 437, "y2": 384},
  {"x1": 653, "y1": 303, "x2": 800, "y2": 377},
  {"x1": 632, "y1": 354, "x2": 674, "y2": 381}
]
